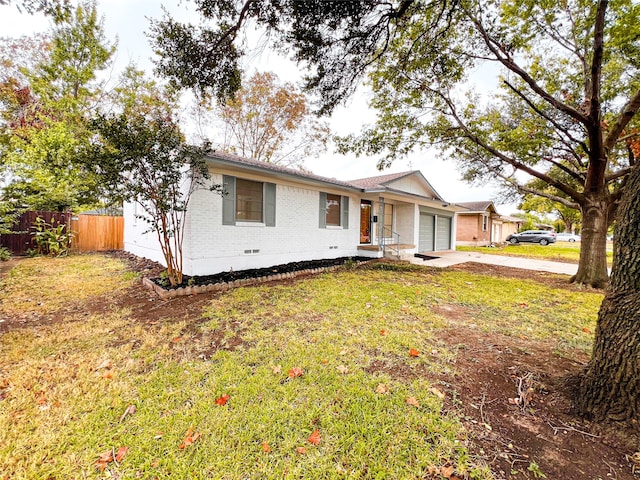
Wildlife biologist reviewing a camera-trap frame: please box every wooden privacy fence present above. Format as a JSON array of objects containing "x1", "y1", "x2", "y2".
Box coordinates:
[
  {"x1": 0, "y1": 211, "x2": 123, "y2": 255},
  {"x1": 0, "y1": 211, "x2": 71, "y2": 255},
  {"x1": 70, "y1": 214, "x2": 123, "y2": 252}
]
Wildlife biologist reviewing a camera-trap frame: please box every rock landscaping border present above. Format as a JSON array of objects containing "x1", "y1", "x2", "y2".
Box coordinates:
[{"x1": 142, "y1": 258, "x2": 372, "y2": 299}]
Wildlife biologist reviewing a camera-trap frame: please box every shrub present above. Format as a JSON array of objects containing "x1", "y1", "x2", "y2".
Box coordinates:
[
  {"x1": 31, "y1": 217, "x2": 73, "y2": 257},
  {"x1": 0, "y1": 246, "x2": 11, "y2": 261}
]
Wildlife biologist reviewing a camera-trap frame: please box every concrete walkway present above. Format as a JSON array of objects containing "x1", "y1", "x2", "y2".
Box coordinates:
[{"x1": 409, "y1": 250, "x2": 578, "y2": 276}]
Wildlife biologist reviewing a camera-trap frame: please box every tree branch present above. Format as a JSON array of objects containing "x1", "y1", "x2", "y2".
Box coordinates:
[
  {"x1": 439, "y1": 91, "x2": 585, "y2": 203},
  {"x1": 503, "y1": 79, "x2": 590, "y2": 156},
  {"x1": 468, "y1": 10, "x2": 589, "y2": 125},
  {"x1": 604, "y1": 88, "x2": 640, "y2": 152}
]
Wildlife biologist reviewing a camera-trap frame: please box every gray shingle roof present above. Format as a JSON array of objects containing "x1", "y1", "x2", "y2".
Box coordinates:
[
  {"x1": 456, "y1": 201, "x2": 496, "y2": 212},
  {"x1": 207, "y1": 150, "x2": 359, "y2": 190},
  {"x1": 348, "y1": 171, "x2": 416, "y2": 189}
]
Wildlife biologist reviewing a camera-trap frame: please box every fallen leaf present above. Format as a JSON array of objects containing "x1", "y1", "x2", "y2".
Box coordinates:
[
  {"x1": 406, "y1": 397, "x2": 420, "y2": 408},
  {"x1": 95, "y1": 450, "x2": 113, "y2": 472},
  {"x1": 115, "y1": 446, "x2": 128, "y2": 462},
  {"x1": 35, "y1": 391, "x2": 47, "y2": 405},
  {"x1": 296, "y1": 446, "x2": 307, "y2": 454},
  {"x1": 154, "y1": 432, "x2": 164, "y2": 440},
  {"x1": 321, "y1": 359, "x2": 328, "y2": 364},
  {"x1": 519, "y1": 302, "x2": 528, "y2": 308},
  {"x1": 336, "y1": 365, "x2": 349, "y2": 375},
  {"x1": 215, "y1": 394, "x2": 230, "y2": 406},
  {"x1": 262, "y1": 442, "x2": 271, "y2": 452},
  {"x1": 288, "y1": 367, "x2": 304, "y2": 378},
  {"x1": 380, "y1": 329, "x2": 386, "y2": 336},
  {"x1": 102, "y1": 371, "x2": 114, "y2": 379},
  {"x1": 308, "y1": 428, "x2": 321, "y2": 445},
  {"x1": 429, "y1": 387, "x2": 445, "y2": 399},
  {"x1": 172, "y1": 336, "x2": 181, "y2": 343},
  {"x1": 310, "y1": 337, "x2": 317, "y2": 343},
  {"x1": 519, "y1": 334, "x2": 528, "y2": 340},
  {"x1": 582, "y1": 327, "x2": 591, "y2": 334},
  {"x1": 179, "y1": 427, "x2": 201, "y2": 449},
  {"x1": 339, "y1": 348, "x2": 348, "y2": 355},
  {"x1": 375, "y1": 383, "x2": 389, "y2": 395},
  {"x1": 441, "y1": 465, "x2": 455, "y2": 478},
  {"x1": 272, "y1": 364, "x2": 282, "y2": 375},
  {"x1": 365, "y1": 302, "x2": 371, "y2": 309},
  {"x1": 409, "y1": 348, "x2": 420, "y2": 357}
]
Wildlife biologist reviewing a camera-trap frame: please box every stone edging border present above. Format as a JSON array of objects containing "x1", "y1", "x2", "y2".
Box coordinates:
[{"x1": 142, "y1": 262, "x2": 366, "y2": 299}]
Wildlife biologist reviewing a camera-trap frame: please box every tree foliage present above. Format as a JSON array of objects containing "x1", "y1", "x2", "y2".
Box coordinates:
[
  {"x1": 210, "y1": 71, "x2": 329, "y2": 168},
  {"x1": 86, "y1": 110, "x2": 217, "y2": 286},
  {"x1": 0, "y1": 0, "x2": 70, "y2": 19},
  {"x1": 0, "y1": 1, "x2": 115, "y2": 211}
]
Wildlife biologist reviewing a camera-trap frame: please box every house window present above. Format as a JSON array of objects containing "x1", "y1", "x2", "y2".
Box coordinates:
[
  {"x1": 236, "y1": 178, "x2": 263, "y2": 222},
  {"x1": 319, "y1": 192, "x2": 349, "y2": 229},
  {"x1": 482, "y1": 214, "x2": 489, "y2": 232},
  {"x1": 325, "y1": 194, "x2": 341, "y2": 226},
  {"x1": 222, "y1": 175, "x2": 276, "y2": 227}
]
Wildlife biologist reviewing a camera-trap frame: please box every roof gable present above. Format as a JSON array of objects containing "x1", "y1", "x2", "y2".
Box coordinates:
[
  {"x1": 456, "y1": 201, "x2": 498, "y2": 214},
  {"x1": 349, "y1": 171, "x2": 444, "y2": 200}
]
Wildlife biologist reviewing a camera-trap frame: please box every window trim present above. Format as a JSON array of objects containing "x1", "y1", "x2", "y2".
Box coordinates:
[
  {"x1": 222, "y1": 175, "x2": 276, "y2": 227},
  {"x1": 235, "y1": 178, "x2": 264, "y2": 223},
  {"x1": 319, "y1": 192, "x2": 349, "y2": 229}
]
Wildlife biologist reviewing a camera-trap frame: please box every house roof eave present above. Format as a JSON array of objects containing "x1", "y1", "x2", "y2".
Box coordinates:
[{"x1": 207, "y1": 152, "x2": 362, "y2": 193}]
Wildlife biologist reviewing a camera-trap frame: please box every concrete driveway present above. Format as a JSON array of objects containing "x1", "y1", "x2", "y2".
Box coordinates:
[{"x1": 410, "y1": 250, "x2": 578, "y2": 276}]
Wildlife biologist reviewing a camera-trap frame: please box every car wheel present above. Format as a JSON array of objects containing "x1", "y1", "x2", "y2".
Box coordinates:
[
  {"x1": 509, "y1": 238, "x2": 518, "y2": 244},
  {"x1": 539, "y1": 239, "x2": 549, "y2": 246},
  {"x1": 569, "y1": 238, "x2": 575, "y2": 242}
]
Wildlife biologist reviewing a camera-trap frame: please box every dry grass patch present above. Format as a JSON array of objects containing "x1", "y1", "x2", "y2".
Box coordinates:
[{"x1": 0, "y1": 255, "x2": 138, "y2": 314}]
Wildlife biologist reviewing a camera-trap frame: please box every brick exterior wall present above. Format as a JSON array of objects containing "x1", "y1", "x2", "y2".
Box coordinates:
[
  {"x1": 456, "y1": 214, "x2": 491, "y2": 244},
  {"x1": 124, "y1": 173, "x2": 361, "y2": 276}
]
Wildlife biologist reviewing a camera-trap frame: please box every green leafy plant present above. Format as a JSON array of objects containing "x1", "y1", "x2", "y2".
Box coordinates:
[
  {"x1": 0, "y1": 246, "x2": 11, "y2": 261},
  {"x1": 528, "y1": 461, "x2": 547, "y2": 478},
  {"x1": 31, "y1": 216, "x2": 73, "y2": 257}
]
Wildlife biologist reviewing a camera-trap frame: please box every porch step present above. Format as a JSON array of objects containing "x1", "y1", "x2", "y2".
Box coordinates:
[
  {"x1": 357, "y1": 245, "x2": 382, "y2": 251},
  {"x1": 384, "y1": 244, "x2": 415, "y2": 250}
]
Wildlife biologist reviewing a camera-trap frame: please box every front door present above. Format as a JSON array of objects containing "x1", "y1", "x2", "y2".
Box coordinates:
[{"x1": 360, "y1": 200, "x2": 372, "y2": 243}]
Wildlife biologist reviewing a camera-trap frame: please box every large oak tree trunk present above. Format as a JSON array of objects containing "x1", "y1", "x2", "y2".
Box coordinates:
[
  {"x1": 576, "y1": 165, "x2": 640, "y2": 425},
  {"x1": 572, "y1": 197, "x2": 609, "y2": 288}
]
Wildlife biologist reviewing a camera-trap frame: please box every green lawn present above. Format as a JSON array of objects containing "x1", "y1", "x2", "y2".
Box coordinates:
[
  {"x1": 0, "y1": 256, "x2": 602, "y2": 479},
  {"x1": 457, "y1": 242, "x2": 613, "y2": 265}
]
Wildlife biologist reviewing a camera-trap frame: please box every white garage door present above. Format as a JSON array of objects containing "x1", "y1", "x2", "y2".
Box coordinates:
[
  {"x1": 419, "y1": 213, "x2": 435, "y2": 252},
  {"x1": 436, "y1": 216, "x2": 452, "y2": 251}
]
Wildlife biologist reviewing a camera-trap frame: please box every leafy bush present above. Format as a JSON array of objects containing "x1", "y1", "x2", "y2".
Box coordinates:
[
  {"x1": 0, "y1": 246, "x2": 11, "y2": 261},
  {"x1": 31, "y1": 217, "x2": 73, "y2": 257}
]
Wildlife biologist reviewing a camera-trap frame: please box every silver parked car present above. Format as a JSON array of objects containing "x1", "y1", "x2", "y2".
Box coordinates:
[
  {"x1": 556, "y1": 232, "x2": 581, "y2": 242},
  {"x1": 505, "y1": 230, "x2": 557, "y2": 246}
]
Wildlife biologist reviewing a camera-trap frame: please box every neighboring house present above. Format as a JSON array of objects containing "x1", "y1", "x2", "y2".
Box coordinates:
[
  {"x1": 455, "y1": 201, "x2": 504, "y2": 245},
  {"x1": 501, "y1": 215, "x2": 525, "y2": 240},
  {"x1": 124, "y1": 152, "x2": 459, "y2": 276}
]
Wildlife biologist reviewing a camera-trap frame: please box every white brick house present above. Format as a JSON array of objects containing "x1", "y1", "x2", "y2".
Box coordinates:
[{"x1": 123, "y1": 152, "x2": 458, "y2": 276}]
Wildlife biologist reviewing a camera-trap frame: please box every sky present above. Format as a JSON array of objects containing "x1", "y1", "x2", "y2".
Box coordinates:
[{"x1": 0, "y1": 1, "x2": 518, "y2": 213}]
